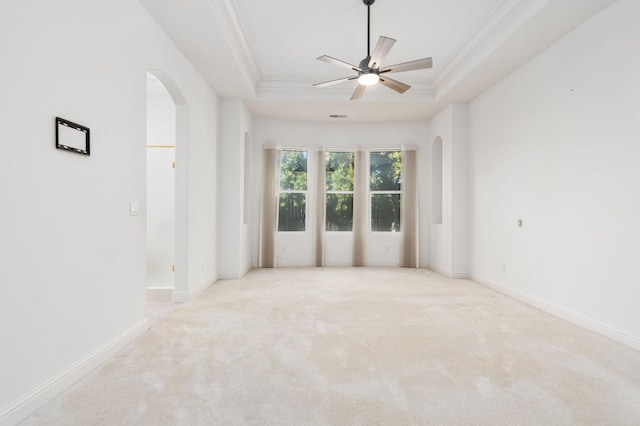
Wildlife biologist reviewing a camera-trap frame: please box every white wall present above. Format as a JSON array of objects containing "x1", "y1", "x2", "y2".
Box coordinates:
[
  {"x1": 426, "y1": 104, "x2": 469, "y2": 277},
  {"x1": 468, "y1": 0, "x2": 640, "y2": 346},
  {"x1": 252, "y1": 119, "x2": 429, "y2": 268},
  {"x1": 217, "y1": 99, "x2": 253, "y2": 279},
  {"x1": 0, "y1": 1, "x2": 218, "y2": 423}
]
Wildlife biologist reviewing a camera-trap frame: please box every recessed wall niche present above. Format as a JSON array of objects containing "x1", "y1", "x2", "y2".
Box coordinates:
[
  {"x1": 432, "y1": 136, "x2": 443, "y2": 224},
  {"x1": 243, "y1": 132, "x2": 251, "y2": 225}
]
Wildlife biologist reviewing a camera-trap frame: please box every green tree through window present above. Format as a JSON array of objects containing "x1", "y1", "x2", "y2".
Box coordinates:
[
  {"x1": 278, "y1": 150, "x2": 307, "y2": 231},
  {"x1": 326, "y1": 152, "x2": 354, "y2": 231},
  {"x1": 370, "y1": 151, "x2": 402, "y2": 232}
]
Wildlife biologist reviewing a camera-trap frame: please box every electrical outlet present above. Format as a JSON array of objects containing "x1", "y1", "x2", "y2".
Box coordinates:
[
  {"x1": 501, "y1": 264, "x2": 506, "y2": 272},
  {"x1": 129, "y1": 202, "x2": 139, "y2": 216}
]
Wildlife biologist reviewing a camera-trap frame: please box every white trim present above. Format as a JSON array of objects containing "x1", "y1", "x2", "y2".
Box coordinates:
[
  {"x1": 0, "y1": 320, "x2": 148, "y2": 426},
  {"x1": 473, "y1": 275, "x2": 640, "y2": 352},
  {"x1": 280, "y1": 146, "x2": 310, "y2": 152},
  {"x1": 368, "y1": 147, "x2": 403, "y2": 153},
  {"x1": 428, "y1": 264, "x2": 448, "y2": 276},
  {"x1": 207, "y1": 0, "x2": 261, "y2": 91},
  {"x1": 263, "y1": 144, "x2": 283, "y2": 151},
  {"x1": 173, "y1": 278, "x2": 216, "y2": 303},
  {"x1": 361, "y1": 260, "x2": 401, "y2": 267},
  {"x1": 433, "y1": 0, "x2": 523, "y2": 86},
  {"x1": 146, "y1": 287, "x2": 174, "y2": 302},
  {"x1": 450, "y1": 272, "x2": 471, "y2": 279},
  {"x1": 324, "y1": 147, "x2": 355, "y2": 153},
  {"x1": 428, "y1": 264, "x2": 470, "y2": 279}
]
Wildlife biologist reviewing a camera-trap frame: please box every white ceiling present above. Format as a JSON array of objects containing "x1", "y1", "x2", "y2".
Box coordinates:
[
  {"x1": 139, "y1": 0, "x2": 615, "y2": 122},
  {"x1": 234, "y1": 0, "x2": 503, "y2": 83}
]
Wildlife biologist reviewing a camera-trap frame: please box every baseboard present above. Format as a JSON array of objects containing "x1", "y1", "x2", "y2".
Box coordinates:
[
  {"x1": 146, "y1": 287, "x2": 174, "y2": 302},
  {"x1": 361, "y1": 261, "x2": 401, "y2": 267},
  {"x1": 173, "y1": 278, "x2": 216, "y2": 303},
  {"x1": 473, "y1": 275, "x2": 640, "y2": 352},
  {"x1": 450, "y1": 272, "x2": 471, "y2": 279},
  {"x1": 0, "y1": 320, "x2": 149, "y2": 426},
  {"x1": 428, "y1": 264, "x2": 470, "y2": 279},
  {"x1": 217, "y1": 266, "x2": 251, "y2": 281}
]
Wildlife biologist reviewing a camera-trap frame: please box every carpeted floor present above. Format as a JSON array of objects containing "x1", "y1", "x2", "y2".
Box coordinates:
[{"x1": 22, "y1": 268, "x2": 640, "y2": 425}]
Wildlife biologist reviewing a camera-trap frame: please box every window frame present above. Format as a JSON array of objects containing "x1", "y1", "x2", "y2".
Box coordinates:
[
  {"x1": 325, "y1": 150, "x2": 355, "y2": 233},
  {"x1": 368, "y1": 149, "x2": 402, "y2": 233},
  {"x1": 277, "y1": 148, "x2": 309, "y2": 233}
]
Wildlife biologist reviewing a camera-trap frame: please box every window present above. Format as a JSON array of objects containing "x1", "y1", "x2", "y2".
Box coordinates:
[
  {"x1": 370, "y1": 151, "x2": 402, "y2": 232},
  {"x1": 278, "y1": 150, "x2": 307, "y2": 231},
  {"x1": 326, "y1": 151, "x2": 354, "y2": 231}
]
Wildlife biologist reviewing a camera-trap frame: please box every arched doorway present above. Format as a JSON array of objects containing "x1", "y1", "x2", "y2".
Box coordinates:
[{"x1": 145, "y1": 70, "x2": 188, "y2": 308}]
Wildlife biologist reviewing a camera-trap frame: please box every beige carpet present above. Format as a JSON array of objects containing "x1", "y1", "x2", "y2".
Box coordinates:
[{"x1": 22, "y1": 268, "x2": 640, "y2": 425}]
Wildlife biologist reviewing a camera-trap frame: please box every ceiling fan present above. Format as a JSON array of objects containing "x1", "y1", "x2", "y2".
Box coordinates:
[{"x1": 313, "y1": 0, "x2": 433, "y2": 100}]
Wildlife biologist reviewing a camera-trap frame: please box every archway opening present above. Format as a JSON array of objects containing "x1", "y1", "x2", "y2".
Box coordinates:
[
  {"x1": 145, "y1": 72, "x2": 176, "y2": 307},
  {"x1": 145, "y1": 70, "x2": 188, "y2": 317}
]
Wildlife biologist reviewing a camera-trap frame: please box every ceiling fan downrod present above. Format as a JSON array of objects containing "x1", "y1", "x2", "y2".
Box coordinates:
[
  {"x1": 358, "y1": 0, "x2": 378, "y2": 81},
  {"x1": 364, "y1": 0, "x2": 375, "y2": 58}
]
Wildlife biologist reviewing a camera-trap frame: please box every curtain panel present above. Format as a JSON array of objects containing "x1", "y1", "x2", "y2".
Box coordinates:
[
  {"x1": 259, "y1": 147, "x2": 281, "y2": 268},
  {"x1": 314, "y1": 147, "x2": 326, "y2": 266},
  {"x1": 352, "y1": 148, "x2": 368, "y2": 266},
  {"x1": 400, "y1": 148, "x2": 419, "y2": 268}
]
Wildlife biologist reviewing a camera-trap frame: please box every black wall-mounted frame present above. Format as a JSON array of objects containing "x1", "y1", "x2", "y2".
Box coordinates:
[{"x1": 55, "y1": 117, "x2": 90, "y2": 156}]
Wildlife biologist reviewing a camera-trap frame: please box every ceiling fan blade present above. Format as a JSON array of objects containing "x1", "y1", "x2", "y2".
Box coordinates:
[
  {"x1": 379, "y1": 76, "x2": 411, "y2": 94},
  {"x1": 313, "y1": 76, "x2": 357, "y2": 88},
  {"x1": 379, "y1": 57, "x2": 433, "y2": 74},
  {"x1": 317, "y1": 55, "x2": 362, "y2": 72},
  {"x1": 368, "y1": 36, "x2": 396, "y2": 70},
  {"x1": 351, "y1": 84, "x2": 367, "y2": 100}
]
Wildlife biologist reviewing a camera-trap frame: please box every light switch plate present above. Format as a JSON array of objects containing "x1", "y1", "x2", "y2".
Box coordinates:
[{"x1": 130, "y1": 202, "x2": 139, "y2": 216}]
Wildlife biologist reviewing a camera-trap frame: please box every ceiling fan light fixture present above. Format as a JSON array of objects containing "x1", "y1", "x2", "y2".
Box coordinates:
[{"x1": 358, "y1": 73, "x2": 379, "y2": 86}]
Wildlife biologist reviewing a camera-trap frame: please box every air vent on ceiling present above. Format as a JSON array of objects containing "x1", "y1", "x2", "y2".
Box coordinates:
[{"x1": 329, "y1": 114, "x2": 348, "y2": 119}]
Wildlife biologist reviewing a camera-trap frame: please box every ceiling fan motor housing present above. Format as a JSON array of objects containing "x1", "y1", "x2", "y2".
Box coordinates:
[
  {"x1": 363, "y1": 0, "x2": 375, "y2": 5},
  {"x1": 358, "y1": 56, "x2": 376, "y2": 74}
]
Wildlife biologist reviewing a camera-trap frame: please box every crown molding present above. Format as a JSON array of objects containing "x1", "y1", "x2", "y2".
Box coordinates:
[
  {"x1": 433, "y1": 0, "x2": 615, "y2": 102},
  {"x1": 206, "y1": 0, "x2": 262, "y2": 94},
  {"x1": 433, "y1": 0, "x2": 553, "y2": 100},
  {"x1": 434, "y1": 0, "x2": 521, "y2": 86}
]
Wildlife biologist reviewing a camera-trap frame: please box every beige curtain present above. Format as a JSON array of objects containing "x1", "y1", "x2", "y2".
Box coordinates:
[
  {"x1": 314, "y1": 147, "x2": 326, "y2": 266},
  {"x1": 259, "y1": 147, "x2": 281, "y2": 268},
  {"x1": 352, "y1": 148, "x2": 367, "y2": 266},
  {"x1": 400, "y1": 148, "x2": 419, "y2": 268}
]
